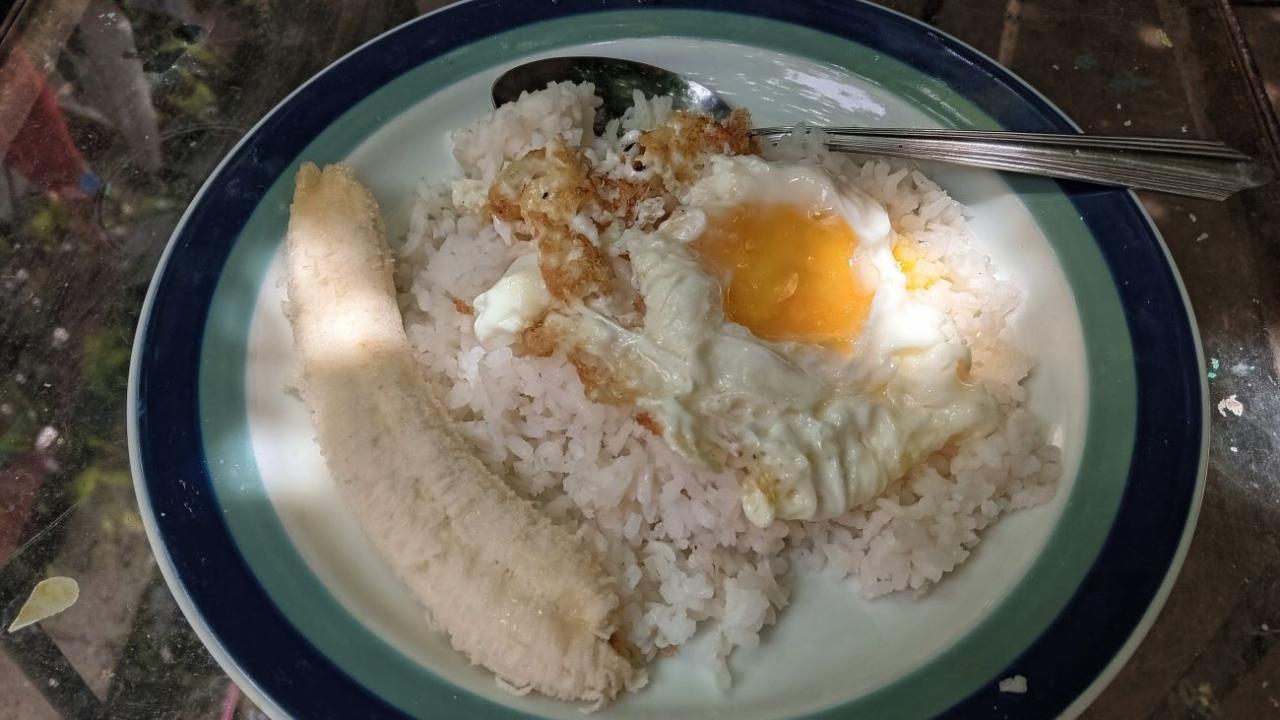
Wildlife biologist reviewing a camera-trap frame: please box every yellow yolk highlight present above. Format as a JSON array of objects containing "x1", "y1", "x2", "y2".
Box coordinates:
[{"x1": 692, "y1": 203, "x2": 873, "y2": 349}]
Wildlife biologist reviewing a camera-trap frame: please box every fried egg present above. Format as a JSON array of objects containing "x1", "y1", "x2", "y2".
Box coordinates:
[
  {"x1": 686, "y1": 159, "x2": 881, "y2": 351},
  {"x1": 474, "y1": 154, "x2": 997, "y2": 527}
]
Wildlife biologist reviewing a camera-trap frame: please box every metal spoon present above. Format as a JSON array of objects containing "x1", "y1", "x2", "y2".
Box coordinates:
[{"x1": 492, "y1": 56, "x2": 1271, "y2": 200}]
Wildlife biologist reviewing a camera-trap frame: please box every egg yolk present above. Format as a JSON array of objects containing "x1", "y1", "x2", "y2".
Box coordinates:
[{"x1": 692, "y1": 203, "x2": 873, "y2": 350}]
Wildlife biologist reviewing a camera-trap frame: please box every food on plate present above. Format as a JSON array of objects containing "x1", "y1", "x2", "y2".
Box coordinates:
[
  {"x1": 285, "y1": 80, "x2": 1062, "y2": 703},
  {"x1": 284, "y1": 163, "x2": 644, "y2": 702}
]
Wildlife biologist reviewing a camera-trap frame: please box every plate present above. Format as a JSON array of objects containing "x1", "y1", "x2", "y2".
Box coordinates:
[{"x1": 127, "y1": 1, "x2": 1207, "y2": 718}]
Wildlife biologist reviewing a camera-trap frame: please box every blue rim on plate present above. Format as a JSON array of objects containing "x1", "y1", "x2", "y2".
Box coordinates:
[{"x1": 127, "y1": 1, "x2": 1206, "y2": 718}]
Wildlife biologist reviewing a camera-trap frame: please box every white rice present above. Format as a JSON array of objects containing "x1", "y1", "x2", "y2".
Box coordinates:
[{"x1": 392, "y1": 85, "x2": 1061, "y2": 686}]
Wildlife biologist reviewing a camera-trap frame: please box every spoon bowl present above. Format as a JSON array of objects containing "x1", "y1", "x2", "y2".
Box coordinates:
[{"x1": 492, "y1": 56, "x2": 730, "y2": 135}]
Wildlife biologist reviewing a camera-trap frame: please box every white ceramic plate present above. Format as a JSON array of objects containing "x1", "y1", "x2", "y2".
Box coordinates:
[{"x1": 130, "y1": 3, "x2": 1207, "y2": 718}]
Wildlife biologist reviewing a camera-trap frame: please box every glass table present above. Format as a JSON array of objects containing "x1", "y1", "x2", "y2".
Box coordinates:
[{"x1": 1, "y1": 1, "x2": 1277, "y2": 717}]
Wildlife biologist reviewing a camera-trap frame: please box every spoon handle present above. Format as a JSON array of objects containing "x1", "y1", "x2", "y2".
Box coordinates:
[
  {"x1": 753, "y1": 126, "x2": 1251, "y2": 159},
  {"x1": 790, "y1": 134, "x2": 1269, "y2": 200}
]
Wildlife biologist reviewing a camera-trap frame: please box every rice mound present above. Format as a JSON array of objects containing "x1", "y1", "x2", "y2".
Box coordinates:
[{"x1": 392, "y1": 82, "x2": 1061, "y2": 686}]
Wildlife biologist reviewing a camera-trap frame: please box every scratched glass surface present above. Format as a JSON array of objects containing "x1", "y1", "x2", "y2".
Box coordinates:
[{"x1": 1, "y1": 1, "x2": 1277, "y2": 718}]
